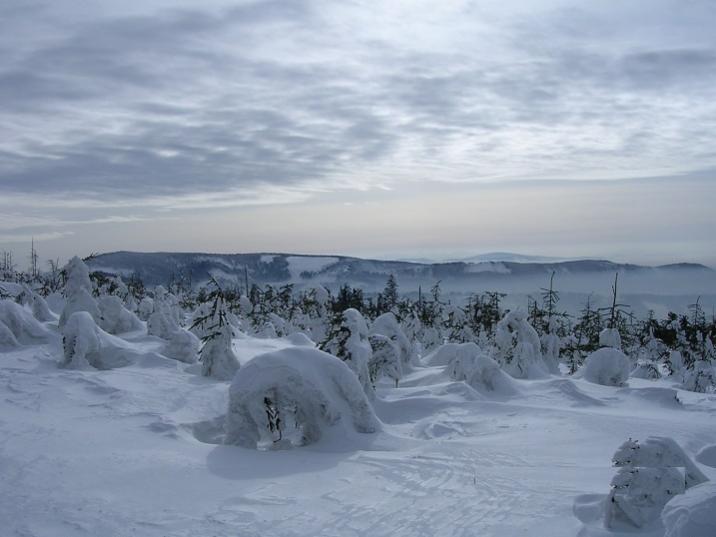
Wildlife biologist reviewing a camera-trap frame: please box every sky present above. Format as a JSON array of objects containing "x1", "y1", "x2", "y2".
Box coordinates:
[{"x1": 1, "y1": 0, "x2": 715, "y2": 267}]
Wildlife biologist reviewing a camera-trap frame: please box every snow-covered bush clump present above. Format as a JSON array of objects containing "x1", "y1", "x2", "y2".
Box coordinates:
[
  {"x1": 0, "y1": 299, "x2": 52, "y2": 346},
  {"x1": 137, "y1": 297, "x2": 154, "y2": 321},
  {"x1": 599, "y1": 328, "x2": 622, "y2": 350},
  {"x1": 367, "y1": 334, "x2": 402, "y2": 387},
  {"x1": 224, "y1": 347, "x2": 380, "y2": 450},
  {"x1": 59, "y1": 256, "x2": 100, "y2": 329},
  {"x1": 162, "y1": 328, "x2": 200, "y2": 364},
  {"x1": 320, "y1": 308, "x2": 373, "y2": 395},
  {"x1": 681, "y1": 361, "x2": 716, "y2": 393},
  {"x1": 371, "y1": 312, "x2": 414, "y2": 369},
  {"x1": 97, "y1": 295, "x2": 143, "y2": 335},
  {"x1": 540, "y1": 318, "x2": 561, "y2": 374},
  {"x1": 494, "y1": 310, "x2": 549, "y2": 379},
  {"x1": 605, "y1": 437, "x2": 708, "y2": 529},
  {"x1": 61, "y1": 311, "x2": 136, "y2": 369},
  {"x1": 631, "y1": 359, "x2": 662, "y2": 380},
  {"x1": 18, "y1": 285, "x2": 55, "y2": 322},
  {"x1": 578, "y1": 347, "x2": 631, "y2": 386},
  {"x1": 661, "y1": 482, "x2": 716, "y2": 537},
  {"x1": 445, "y1": 342, "x2": 518, "y2": 397}
]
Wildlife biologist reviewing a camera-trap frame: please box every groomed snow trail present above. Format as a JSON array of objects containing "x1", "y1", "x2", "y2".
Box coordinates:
[{"x1": 2, "y1": 335, "x2": 715, "y2": 537}]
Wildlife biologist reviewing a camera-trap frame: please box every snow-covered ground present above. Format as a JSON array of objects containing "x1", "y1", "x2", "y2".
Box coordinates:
[{"x1": 3, "y1": 328, "x2": 716, "y2": 536}]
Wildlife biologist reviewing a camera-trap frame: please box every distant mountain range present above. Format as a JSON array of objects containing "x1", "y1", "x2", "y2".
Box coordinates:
[{"x1": 86, "y1": 251, "x2": 713, "y2": 290}]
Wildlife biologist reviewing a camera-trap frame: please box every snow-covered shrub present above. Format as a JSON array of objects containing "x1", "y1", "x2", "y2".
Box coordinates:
[
  {"x1": 97, "y1": 295, "x2": 143, "y2": 335},
  {"x1": 579, "y1": 347, "x2": 630, "y2": 386},
  {"x1": 494, "y1": 310, "x2": 548, "y2": 378},
  {"x1": 599, "y1": 328, "x2": 622, "y2": 350},
  {"x1": 540, "y1": 318, "x2": 561, "y2": 374},
  {"x1": 662, "y1": 482, "x2": 716, "y2": 537},
  {"x1": 423, "y1": 342, "x2": 472, "y2": 367},
  {"x1": 445, "y1": 342, "x2": 518, "y2": 397},
  {"x1": 0, "y1": 299, "x2": 52, "y2": 345},
  {"x1": 59, "y1": 256, "x2": 100, "y2": 329},
  {"x1": 367, "y1": 334, "x2": 402, "y2": 387},
  {"x1": 137, "y1": 297, "x2": 154, "y2": 321},
  {"x1": 62, "y1": 312, "x2": 101, "y2": 369},
  {"x1": 631, "y1": 360, "x2": 662, "y2": 380},
  {"x1": 320, "y1": 308, "x2": 373, "y2": 395},
  {"x1": 17, "y1": 285, "x2": 55, "y2": 322},
  {"x1": 606, "y1": 466, "x2": 685, "y2": 528},
  {"x1": 162, "y1": 328, "x2": 200, "y2": 364},
  {"x1": 61, "y1": 311, "x2": 137, "y2": 370},
  {"x1": 371, "y1": 312, "x2": 414, "y2": 368},
  {"x1": 605, "y1": 436, "x2": 708, "y2": 529},
  {"x1": 668, "y1": 350, "x2": 684, "y2": 375},
  {"x1": 224, "y1": 347, "x2": 380, "y2": 450},
  {"x1": 147, "y1": 306, "x2": 179, "y2": 339},
  {"x1": 681, "y1": 360, "x2": 716, "y2": 393}
]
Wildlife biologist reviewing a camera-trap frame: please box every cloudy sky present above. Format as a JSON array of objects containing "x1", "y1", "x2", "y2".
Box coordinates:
[{"x1": 1, "y1": 0, "x2": 715, "y2": 266}]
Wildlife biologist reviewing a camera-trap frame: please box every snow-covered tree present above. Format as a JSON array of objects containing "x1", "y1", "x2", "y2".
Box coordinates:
[
  {"x1": 320, "y1": 308, "x2": 373, "y2": 395},
  {"x1": 494, "y1": 310, "x2": 549, "y2": 378},
  {"x1": 224, "y1": 347, "x2": 380, "y2": 449},
  {"x1": 445, "y1": 342, "x2": 518, "y2": 397},
  {"x1": 192, "y1": 284, "x2": 240, "y2": 380},
  {"x1": 367, "y1": 333, "x2": 402, "y2": 387},
  {"x1": 59, "y1": 256, "x2": 100, "y2": 329}
]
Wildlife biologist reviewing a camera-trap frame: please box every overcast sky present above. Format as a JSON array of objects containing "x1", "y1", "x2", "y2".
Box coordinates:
[{"x1": 1, "y1": 0, "x2": 715, "y2": 266}]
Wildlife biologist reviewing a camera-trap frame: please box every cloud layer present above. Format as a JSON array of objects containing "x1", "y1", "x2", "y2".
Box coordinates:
[{"x1": 1, "y1": 0, "x2": 715, "y2": 262}]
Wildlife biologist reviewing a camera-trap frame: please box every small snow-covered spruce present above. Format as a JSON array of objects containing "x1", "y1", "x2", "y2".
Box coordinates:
[
  {"x1": 367, "y1": 334, "x2": 402, "y2": 387},
  {"x1": 371, "y1": 312, "x2": 415, "y2": 369},
  {"x1": 444, "y1": 342, "x2": 518, "y2": 397},
  {"x1": 319, "y1": 308, "x2": 373, "y2": 395},
  {"x1": 605, "y1": 437, "x2": 708, "y2": 529},
  {"x1": 59, "y1": 256, "x2": 100, "y2": 329},
  {"x1": 224, "y1": 347, "x2": 380, "y2": 450},
  {"x1": 494, "y1": 310, "x2": 549, "y2": 378},
  {"x1": 191, "y1": 279, "x2": 239, "y2": 380}
]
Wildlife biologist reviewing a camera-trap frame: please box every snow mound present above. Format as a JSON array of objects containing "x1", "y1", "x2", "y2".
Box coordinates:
[
  {"x1": 444, "y1": 343, "x2": 518, "y2": 398},
  {"x1": 282, "y1": 332, "x2": 315, "y2": 346},
  {"x1": 162, "y1": 329, "x2": 200, "y2": 364},
  {"x1": 97, "y1": 295, "x2": 143, "y2": 335},
  {"x1": 578, "y1": 347, "x2": 630, "y2": 386},
  {"x1": 695, "y1": 445, "x2": 716, "y2": 468},
  {"x1": 61, "y1": 311, "x2": 161, "y2": 370},
  {"x1": 0, "y1": 299, "x2": 52, "y2": 346},
  {"x1": 662, "y1": 482, "x2": 716, "y2": 537},
  {"x1": 225, "y1": 347, "x2": 380, "y2": 450}
]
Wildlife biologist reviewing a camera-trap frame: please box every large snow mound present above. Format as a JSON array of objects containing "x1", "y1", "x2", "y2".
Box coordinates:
[
  {"x1": 225, "y1": 347, "x2": 380, "y2": 450},
  {"x1": 578, "y1": 347, "x2": 631, "y2": 386},
  {"x1": 0, "y1": 299, "x2": 52, "y2": 345},
  {"x1": 662, "y1": 482, "x2": 716, "y2": 537}
]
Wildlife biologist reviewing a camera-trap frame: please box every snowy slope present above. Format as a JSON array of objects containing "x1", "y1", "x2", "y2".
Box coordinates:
[{"x1": 2, "y1": 328, "x2": 716, "y2": 536}]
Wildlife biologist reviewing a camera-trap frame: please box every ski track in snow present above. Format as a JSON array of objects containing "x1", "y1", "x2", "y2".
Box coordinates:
[{"x1": 2, "y1": 333, "x2": 716, "y2": 537}]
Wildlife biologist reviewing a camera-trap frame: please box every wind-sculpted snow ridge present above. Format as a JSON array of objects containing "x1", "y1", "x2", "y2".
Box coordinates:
[{"x1": 224, "y1": 347, "x2": 380, "y2": 450}]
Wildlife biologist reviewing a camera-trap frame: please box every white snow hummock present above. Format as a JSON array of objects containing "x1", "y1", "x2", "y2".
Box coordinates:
[
  {"x1": 662, "y1": 482, "x2": 716, "y2": 537},
  {"x1": 162, "y1": 328, "x2": 200, "y2": 364},
  {"x1": 494, "y1": 310, "x2": 549, "y2": 379},
  {"x1": 578, "y1": 347, "x2": 631, "y2": 387},
  {"x1": 444, "y1": 342, "x2": 519, "y2": 398},
  {"x1": 224, "y1": 347, "x2": 380, "y2": 450}
]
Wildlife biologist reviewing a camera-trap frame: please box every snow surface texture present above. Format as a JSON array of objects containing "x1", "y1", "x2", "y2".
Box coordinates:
[
  {"x1": 225, "y1": 347, "x2": 380, "y2": 450},
  {"x1": 3, "y1": 310, "x2": 716, "y2": 535},
  {"x1": 579, "y1": 347, "x2": 631, "y2": 387}
]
